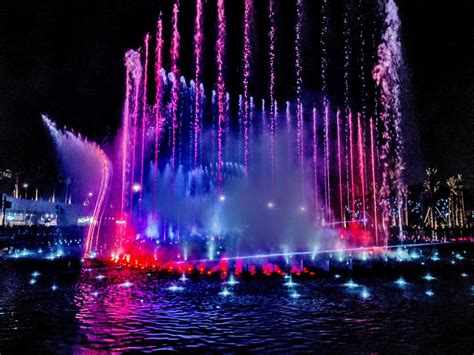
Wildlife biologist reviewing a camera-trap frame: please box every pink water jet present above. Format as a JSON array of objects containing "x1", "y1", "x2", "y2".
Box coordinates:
[
  {"x1": 170, "y1": 1, "x2": 180, "y2": 192},
  {"x1": 268, "y1": 0, "x2": 276, "y2": 188},
  {"x1": 242, "y1": 0, "x2": 253, "y2": 176},
  {"x1": 154, "y1": 14, "x2": 164, "y2": 214},
  {"x1": 193, "y1": 0, "x2": 203, "y2": 171},
  {"x1": 216, "y1": 0, "x2": 226, "y2": 191},
  {"x1": 139, "y1": 33, "x2": 150, "y2": 219}
]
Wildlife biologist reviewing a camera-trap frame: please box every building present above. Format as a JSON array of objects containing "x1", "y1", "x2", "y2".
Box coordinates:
[{"x1": 1, "y1": 193, "x2": 87, "y2": 226}]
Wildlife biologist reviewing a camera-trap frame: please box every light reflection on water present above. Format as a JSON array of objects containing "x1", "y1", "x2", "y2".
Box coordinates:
[{"x1": 0, "y1": 251, "x2": 473, "y2": 352}]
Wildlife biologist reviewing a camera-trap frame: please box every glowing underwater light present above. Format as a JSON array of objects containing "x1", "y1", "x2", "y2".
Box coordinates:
[
  {"x1": 360, "y1": 288, "x2": 370, "y2": 299},
  {"x1": 461, "y1": 273, "x2": 469, "y2": 278},
  {"x1": 51, "y1": 284, "x2": 58, "y2": 291},
  {"x1": 454, "y1": 253, "x2": 464, "y2": 260},
  {"x1": 334, "y1": 274, "x2": 341, "y2": 279},
  {"x1": 283, "y1": 276, "x2": 297, "y2": 288},
  {"x1": 425, "y1": 290, "x2": 434, "y2": 297},
  {"x1": 168, "y1": 284, "x2": 184, "y2": 292},
  {"x1": 179, "y1": 273, "x2": 188, "y2": 282},
  {"x1": 120, "y1": 281, "x2": 133, "y2": 288},
  {"x1": 31, "y1": 271, "x2": 41, "y2": 278},
  {"x1": 219, "y1": 287, "x2": 232, "y2": 297},
  {"x1": 95, "y1": 275, "x2": 106, "y2": 280},
  {"x1": 226, "y1": 274, "x2": 239, "y2": 286},
  {"x1": 290, "y1": 290, "x2": 301, "y2": 299},
  {"x1": 29, "y1": 279, "x2": 37, "y2": 285},
  {"x1": 422, "y1": 273, "x2": 436, "y2": 281},
  {"x1": 395, "y1": 277, "x2": 408, "y2": 287},
  {"x1": 343, "y1": 279, "x2": 359, "y2": 288}
]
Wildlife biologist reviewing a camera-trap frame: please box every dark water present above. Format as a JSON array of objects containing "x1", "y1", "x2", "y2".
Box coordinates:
[{"x1": 0, "y1": 247, "x2": 473, "y2": 353}]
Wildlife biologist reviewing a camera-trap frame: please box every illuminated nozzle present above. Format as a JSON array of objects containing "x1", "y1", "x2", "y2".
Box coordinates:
[
  {"x1": 132, "y1": 183, "x2": 142, "y2": 193},
  {"x1": 219, "y1": 287, "x2": 232, "y2": 297}
]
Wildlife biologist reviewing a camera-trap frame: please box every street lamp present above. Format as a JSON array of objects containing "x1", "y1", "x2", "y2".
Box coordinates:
[{"x1": 22, "y1": 183, "x2": 29, "y2": 199}]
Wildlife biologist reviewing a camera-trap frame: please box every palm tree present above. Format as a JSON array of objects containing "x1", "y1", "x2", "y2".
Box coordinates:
[
  {"x1": 446, "y1": 176, "x2": 457, "y2": 227},
  {"x1": 423, "y1": 168, "x2": 439, "y2": 228},
  {"x1": 447, "y1": 175, "x2": 465, "y2": 227},
  {"x1": 457, "y1": 175, "x2": 465, "y2": 227}
]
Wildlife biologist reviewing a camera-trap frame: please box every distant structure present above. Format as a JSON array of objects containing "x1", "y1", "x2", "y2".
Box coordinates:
[{"x1": 1, "y1": 193, "x2": 87, "y2": 227}]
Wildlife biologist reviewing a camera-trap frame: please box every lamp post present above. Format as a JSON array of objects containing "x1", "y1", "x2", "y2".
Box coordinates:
[{"x1": 22, "y1": 183, "x2": 29, "y2": 199}]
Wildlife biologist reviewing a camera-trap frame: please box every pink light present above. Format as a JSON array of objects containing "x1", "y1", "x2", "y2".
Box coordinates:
[
  {"x1": 336, "y1": 109, "x2": 345, "y2": 227},
  {"x1": 323, "y1": 103, "x2": 331, "y2": 222},
  {"x1": 154, "y1": 14, "x2": 163, "y2": 213},
  {"x1": 268, "y1": 0, "x2": 276, "y2": 187},
  {"x1": 139, "y1": 33, "x2": 149, "y2": 219},
  {"x1": 370, "y1": 118, "x2": 379, "y2": 245},
  {"x1": 123, "y1": 50, "x2": 142, "y2": 219},
  {"x1": 295, "y1": 0, "x2": 304, "y2": 195},
  {"x1": 357, "y1": 113, "x2": 366, "y2": 227},
  {"x1": 242, "y1": 0, "x2": 252, "y2": 176},
  {"x1": 348, "y1": 111, "x2": 355, "y2": 221},
  {"x1": 312, "y1": 106, "x2": 318, "y2": 225},
  {"x1": 216, "y1": 0, "x2": 226, "y2": 191},
  {"x1": 193, "y1": 0, "x2": 203, "y2": 170},
  {"x1": 170, "y1": 1, "x2": 180, "y2": 192},
  {"x1": 120, "y1": 56, "x2": 131, "y2": 221}
]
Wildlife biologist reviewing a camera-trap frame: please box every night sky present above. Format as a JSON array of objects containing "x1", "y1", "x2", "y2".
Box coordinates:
[{"x1": 0, "y1": 0, "x2": 472, "y2": 192}]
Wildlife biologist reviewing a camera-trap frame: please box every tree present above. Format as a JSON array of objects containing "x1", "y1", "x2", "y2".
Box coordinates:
[
  {"x1": 423, "y1": 168, "x2": 439, "y2": 228},
  {"x1": 446, "y1": 175, "x2": 464, "y2": 227}
]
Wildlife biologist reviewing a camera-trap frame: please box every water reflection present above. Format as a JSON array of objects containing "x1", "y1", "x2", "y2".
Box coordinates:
[{"x1": 0, "y1": 246, "x2": 473, "y2": 352}]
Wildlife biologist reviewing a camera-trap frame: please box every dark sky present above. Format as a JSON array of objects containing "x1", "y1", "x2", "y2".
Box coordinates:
[{"x1": 0, "y1": 0, "x2": 472, "y2": 190}]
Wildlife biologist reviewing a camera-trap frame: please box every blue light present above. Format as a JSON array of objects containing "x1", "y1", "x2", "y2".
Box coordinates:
[
  {"x1": 225, "y1": 274, "x2": 239, "y2": 286},
  {"x1": 454, "y1": 253, "x2": 465, "y2": 260},
  {"x1": 290, "y1": 290, "x2": 301, "y2": 299},
  {"x1": 119, "y1": 281, "x2": 133, "y2": 288},
  {"x1": 283, "y1": 276, "x2": 297, "y2": 288},
  {"x1": 95, "y1": 275, "x2": 106, "y2": 280},
  {"x1": 461, "y1": 273, "x2": 469, "y2": 278},
  {"x1": 395, "y1": 277, "x2": 408, "y2": 287},
  {"x1": 343, "y1": 279, "x2": 359, "y2": 288},
  {"x1": 219, "y1": 287, "x2": 232, "y2": 297},
  {"x1": 360, "y1": 288, "x2": 370, "y2": 299},
  {"x1": 422, "y1": 273, "x2": 436, "y2": 281},
  {"x1": 168, "y1": 284, "x2": 184, "y2": 292},
  {"x1": 51, "y1": 284, "x2": 58, "y2": 291},
  {"x1": 425, "y1": 290, "x2": 434, "y2": 297}
]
